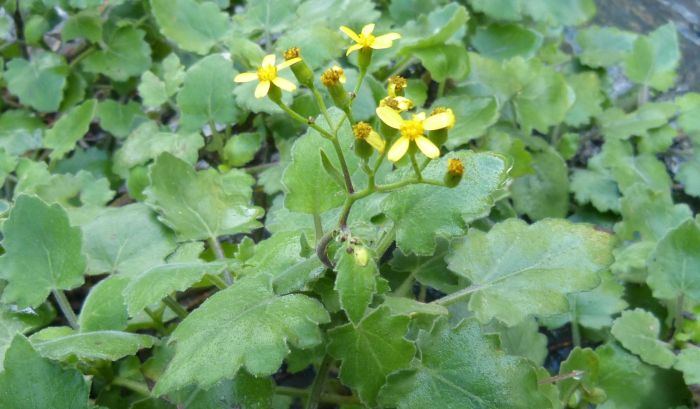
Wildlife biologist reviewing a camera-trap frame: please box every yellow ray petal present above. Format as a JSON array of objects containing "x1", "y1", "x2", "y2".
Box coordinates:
[
  {"x1": 346, "y1": 43, "x2": 363, "y2": 56},
  {"x1": 422, "y1": 112, "x2": 452, "y2": 131},
  {"x1": 261, "y1": 54, "x2": 276, "y2": 67},
  {"x1": 339, "y1": 26, "x2": 360, "y2": 42},
  {"x1": 367, "y1": 130, "x2": 385, "y2": 153},
  {"x1": 254, "y1": 81, "x2": 270, "y2": 98},
  {"x1": 272, "y1": 77, "x2": 296, "y2": 92},
  {"x1": 387, "y1": 136, "x2": 410, "y2": 162},
  {"x1": 376, "y1": 106, "x2": 404, "y2": 129},
  {"x1": 277, "y1": 57, "x2": 301, "y2": 70},
  {"x1": 371, "y1": 33, "x2": 401, "y2": 49},
  {"x1": 361, "y1": 23, "x2": 375, "y2": 36},
  {"x1": 415, "y1": 136, "x2": 440, "y2": 159},
  {"x1": 234, "y1": 72, "x2": 258, "y2": 83}
]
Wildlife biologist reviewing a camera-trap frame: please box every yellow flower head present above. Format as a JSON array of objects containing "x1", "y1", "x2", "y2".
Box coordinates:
[
  {"x1": 431, "y1": 107, "x2": 456, "y2": 129},
  {"x1": 283, "y1": 47, "x2": 300, "y2": 60},
  {"x1": 339, "y1": 24, "x2": 401, "y2": 56},
  {"x1": 380, "y1": 96, "x2": 414, "y2": 112},
  {"x1": 321, "y1": 65, "x2": 347, "y2": 86},
  {"x1": 388, "y1": 75, "x2": 407, "y2": 97},
  {"x1": 376, "y1": 106, "x2": 453, "y2": 162},
  {"x1": 447, "y1": 158, "x2": 464, "y2": 177},
  {"x1": 352, "y1": 122, "x2": 385, "y2": 153},
  {"x1": 234, "y1": 54, "x2": 301, "y2": 98}
]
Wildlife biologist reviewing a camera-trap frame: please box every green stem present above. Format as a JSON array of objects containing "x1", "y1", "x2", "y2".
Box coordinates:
[
  {"x1": 313, "y1": 213, "x2": 324, "y2": 244},
  {"x1": 112, "y1": 377, "x2": 151, "y2": 397},
  {"x1": 275, "y1": 386, "x2": 360, "y2": 405},
  {"x1": 330, "y1": 137, "x2": 355, "y2": 194},
  {"x1": 305, "y1": 354, "x2": 333, "y2": 409},
  {"x1": 52, "y1": 290, "x2": 79, "y2": 330},
  {"x1": 144, "y1": 307, "x2": 167, "y2": 334},
  {"x1": 374, "y1": 226, "x2": 396, "y2": 258},
  {"x1": 409, "y1": 152, "x2": 423, "y2": 180},
  {"x1": 208, "y1": 237, "x2": 233, "y2": 285},
  {"x1": 205, "y1": 273, "x2": 228, "y2": 290},
  {"x1": 163, "y1": 296, "x2": 188, "y2": 320},
  {"x1": 437, "y1": 80, "x2": 446, "y2": 99},
  {"x1": 353, "y1": 67, "x2": 367, "y2": 97},
  {"x1": 382, "y1": 56, "x2": 414, "y2": 81},
  {"x1": 571, "y1": 300, "x2": 581, "y2": 347},
  {"x1": 69, "y1": 46, "x2": 95, "y2": 68},
  {"x1": 673, "y1": 295, "x2": 685, "y2": 340},
  {"x1": 311, "y1": 86, "x2": 333, "y2": 129}
]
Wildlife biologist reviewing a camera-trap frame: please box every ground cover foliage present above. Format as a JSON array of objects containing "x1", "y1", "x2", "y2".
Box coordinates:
[{"x1": 0, "y1": 0, "x2": 699, "y2": 408}]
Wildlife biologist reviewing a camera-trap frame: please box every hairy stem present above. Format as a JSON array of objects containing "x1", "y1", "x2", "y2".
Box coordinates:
[
  {"x1": 163, "y1": 296, "x2": 188, "y2": 320},
  {"x1": 52, "y1": 290, "x2": 79, "y2": 330},
  {"x1": 208, "y1": 237, "x2": 233, "y2": 285},
  {"x1": 305, "y1": 354, "x2": 334, "y2": 409},
  {"x1": 275, "y1": 386, "x2": 360, "y2": 405},
  {"x1": 112, "y1": 377, "x2": 151, "y2": 397}
]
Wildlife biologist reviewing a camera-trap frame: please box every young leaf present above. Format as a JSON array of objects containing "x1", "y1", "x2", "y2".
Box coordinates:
[
  {"x1": 647, "y1": 219, "x2": 700, "y2": 301},
  {"x1": 151, "y1": 0, "x2": 231, "y2": 54},
  {"x1": 379, "y1": 319, "x2": 550, "y2": 408},
  {"x1": 96, "y1": 100, "x2": 145, "y2": 139},
  {"x1": 145, "y1": 153, "x2": 263, "y2": 241},
  {"x1": 675, "y1": 348, "x2": 700, "y2": 385},
  {"x1": 624, "y1": 23, "x2": 680, "y2": 91},
  {"x1": 381, "y1": 151, "x2": 508, "y2": 256},
  {"x1": 512, "y1": 148, "x2": 569, "y2": 220},
  {"x1": 43, "y1": 99, "x2": 97, "y2": 161},
  {"x1": 611, "y1": 309, "x2": 676, "y2": 368},
  {"x1": 0, "y1": 335, "x2": 90, "y2": 409},
  {"x1": 437, "y1": 96, "x2": 499, "y2": 148},
  {"x1": 31, "y1": 329, "x2": 155, "y2": 362},
  {"x1": 154, "y1": 274, "x2": 330, "y2": 394},
  {"x1": 4, "y1": 51, "x2": 68, "y2": 112},
  {"x1": 577, "y1": 26, "x2": 637, "y2": 68},
  {"x1": 445, "y1": 218, "x2": 613, "y2": 326},
  {"x1": 78, "y1": 275, "x2": 129, "y2": 332},
  {"x1": 615, "y1": 183, "x2": 691, "y2": 241},
  {"x1": 472, "y1": 23, "x2": 542, "y2": 60},
  {"x1": 328, "y1": 307, "x2": 415, "y2": 406},
  {"x1": 334, "y1": 246, "x2": 378, "y2": 324},
  {"x1": 413, "y1": 44, "x2": 470, "y2": 82},
  {"x1": 0, "y1": 195, "x2": 86, "y2": 308},
  {"x1": 82, "y1": 203, "x2": 177, "y2": 275}
]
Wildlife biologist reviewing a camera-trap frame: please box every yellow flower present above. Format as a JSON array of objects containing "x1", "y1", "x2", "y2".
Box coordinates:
[
  {"x1": 352, "y1": 122, "x2": 385, "y2": 153},
  {"x1": 387, "y1": 75, "x2": 407, "y2": 97},
  {"x1": 339, "y1": 23, "x2": 401, "y2": 56},
  {"x1": 447, "y1": 158, "x2": 464, "y2": 177},
  {"x1": 234, "y1": 54, "x2": 301, "y2": 98},
  {"x1": 321, "y1": 65, "x2": 347, "y2": 86},
  {"x1": 430, "y1": 107, "x2": 456, "y2": 129},
  {"x1": 376, "y1": 106, "x2": 452, "y2": 162},
  {"x1": 380, "y1": 96, "x2": 414, "y2": 112}
]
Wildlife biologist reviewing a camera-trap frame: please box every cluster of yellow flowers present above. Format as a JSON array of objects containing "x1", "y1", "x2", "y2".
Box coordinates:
[{"x1": 234, "y1": 23, "x2": 456, "y2": 164}]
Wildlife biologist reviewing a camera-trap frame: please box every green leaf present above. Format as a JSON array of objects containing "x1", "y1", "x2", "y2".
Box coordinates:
[
  {"x1": 523, "y1": 0, "x2": 596, "y2": 26},
  {"x1": 78, "y1": 275, "x2": 129, "y2": 332},
  {"x1": 577, "y1": 26, "x2": 637, "y2": 68},
  {"x1": 223, "y1": 132, "x2": 262, "y2": 167},
  {"x1": 176, "y1": 54, "x2": 239, "y2": 131},
  {"x1": 334, "y1": 246, "x2": 378, "y2": 324},
  {"x1": 389, "y1": 239, "x2": 462, "y2": 295},
  {"x1": 283, "y1": 110, "x2": 359, "y2": 215},
  {"x1": 328, "y1": 307, "x2": 415, "y2": 406},
  {"x1": 139, "y1": 71, "x2": 169, "y2": 108},
  {"x1": 124, "y1": 261, "x2": 229, "y2": 316},
  {"x1": 4, "y1": 51, "x2": 68, "y2": 112},
  {"x1": 44, "y1": 99, "x2": 97, "y2": 161},
  {"x1": 675, "y1": 348, "x2": 700, "y2": 385},
  {"x1": 31, "y1": 329, "x2": 155, "y2": 361},
  {"x1": 0, "y1": 308, "x2": 35, "y2": 364},
  {"x1": 599, "y1": 103, "x2": 676, "y2": 141},
  {"x1": 275, "y1": 26, "x2": 343, "y2": 68},
  {"x1": 146, "y1": 153, "x2": 262, "y2": 241},
  {"x1": 154, "y1": 274, "x2": 330, "y2": 394},
  {"x1": 82, "y1": 26, "x2": 151, "y2": 81},
  {"x1": 0, "y1": 110, "x2": 44, "y2": 155},
  {"x1": 379, "y1": 319, "x2": 550, "y2": 408},
  {"x1": 151, "y1": 0, "x2": 231, "y2": 54},
  {"x1": 624, "y1": 23, "x2": 680, "y2": 92},
  {"x1": 0, "y1": 335, "x2": 90, "y2": 409},
  {"x1": 382, "y1": 151, "x2": 508, "y2": 256},
  {"x1": 472, "y1": 23, "x2": 542, "y2": 60},
  {"x1": 413, "y1": 44, "x2": 470, "y2": 83},
  {"x1": 647, "y1": 219, "x2": 700, "y2": 301},
  {"x1": 62, "y1": 10, "x2": 102, "y2": 42},
  {"x1": 676, "y1": 152, "x2": 700, "y2": 198},
  {"x1": 446, "y1": 218, "x2": 613, "y2": 326},
  {"x1": 113, "y1": 121, "x2": 204, "y2": 178},
  {"x1": 437, "y1": 96, "x2": 499, "y2": 148},
  {"x1": 615, "y1": 183, "x2": 691, "y2": 241},
  {"x1": 513, "y1": 64, "x2": 575, "y2": 134},
  {"x1": 512, "y1": 148, "x2": 569, "y2": 220},
  {"x1": 488, "y1": 318, "x2": 548, "y2": 365},
  {"x1": 599, "y1": 141, "x2": 671, "y2": 193},
  {"x1": 611, "y1": 309, "x2": 676, "y2": 368},
  {"x1": 399, "y1": 3, "x2": 469, "y2": 51},
  {"x1": 565, "y1": 72, "x2": 604, "y2": 127},
  {"x1": 82, "y1": 204, "x2": 177, "y2": 275},
  {"x1": 240, "y1": 232, "x2": 325, "y2": 294},
  {"x1": 677, "y1": 92, "x2": 700, "y2": 134},
  {"x1": 467, "y1": 0, "x2": 522, "y2": 21},
  {"x1": 170, "y1": 372, "x2": 275, "y2": 409},
  {"x1": 0, "y1": 195, "x2": 85, "y2": 308},
  {"x1": 570, "y1": 168, "x2": 621, "y2": 213},
  {"x1": 97, "y1": 100, "x2": 145, "y2": 139}
]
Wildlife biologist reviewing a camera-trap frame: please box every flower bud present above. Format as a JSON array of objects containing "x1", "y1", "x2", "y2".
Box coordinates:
[
  {"x1": 379, "y1": 96, "x2": 413, "y2": 112},
  {"x1": 353, "y1": 246, "x2": 369, "y2": 267},
  {"x1": 284, "y1": 47, "x2": 314, "y2": 88},
  {"x1": 353, "y1": 122, "x2": 385, "y2": 159},
  {"x1": 388, "y1": 75, "x2": 407, "y2": 97},
  {"x1": 321, "y1": 66, "x2": 350, "y2": 110},
  {"x1": 444, "y1": 158, "x2": 464, "y2": 188},
  {"x1": 358, "y1": 47, "x2": 372, "y2": 71}
]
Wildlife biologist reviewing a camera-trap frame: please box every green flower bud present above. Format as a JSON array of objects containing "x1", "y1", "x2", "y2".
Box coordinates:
[
  {"x1": 321, "y1": 66, "x2": 350, "y2": 110},
  {"x1": 284, "y1": 47, "x2": 315, "y2": 88},
  {"x1": 444, "y1": 158, "x2": 464, "y2": 188}
]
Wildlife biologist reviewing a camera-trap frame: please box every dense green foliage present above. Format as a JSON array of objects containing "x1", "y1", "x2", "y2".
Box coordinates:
[{"x1": 0, "y1": 0, "x2": 698, "y2": 408}]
